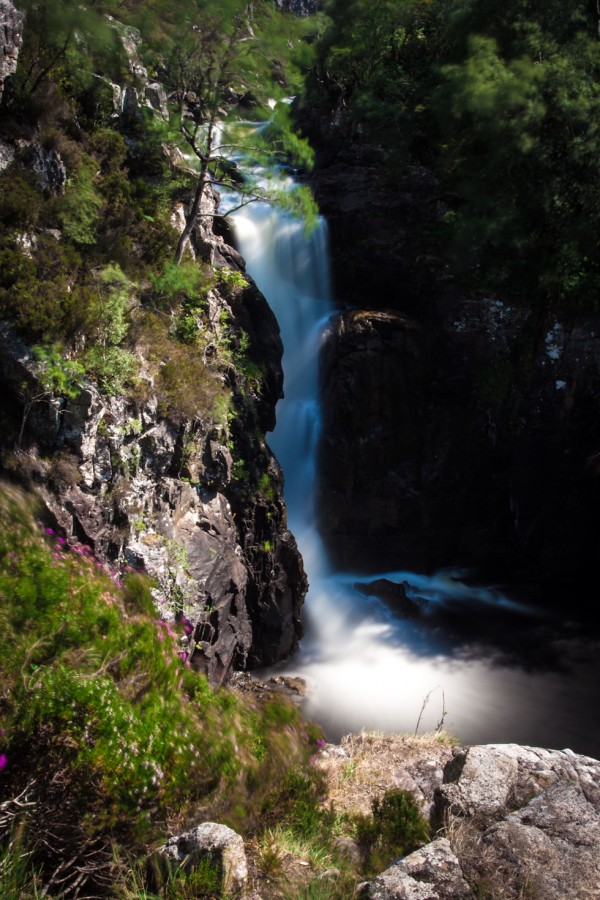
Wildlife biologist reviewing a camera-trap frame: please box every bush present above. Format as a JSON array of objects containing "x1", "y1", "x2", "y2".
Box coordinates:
[{"x1": 354, "y1": 789, "x2": 430, "y2": 875}]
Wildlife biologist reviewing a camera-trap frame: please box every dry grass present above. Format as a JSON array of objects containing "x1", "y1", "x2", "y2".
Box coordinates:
[
  {"x1": 316, "y1": 731, "x2": 457, "y2": 819},
  {"x1": 245, "y1": 827, "x2": 329, "y2": 900}
]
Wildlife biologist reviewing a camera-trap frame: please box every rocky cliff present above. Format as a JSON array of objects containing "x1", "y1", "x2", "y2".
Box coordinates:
[
  {"x1": 311, "y1": 137, "x2": 600, "y2": 608},
  {"x1": 0, "y1": 193, "x2": 306, "y2": 683},
  {"x1": 0, "y1": 0, "x2": 23, "y2": 102}
]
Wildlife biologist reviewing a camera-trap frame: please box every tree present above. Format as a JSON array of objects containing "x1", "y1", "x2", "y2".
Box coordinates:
[
  {"x1": 7, "y1": 0, "x2": 120, "y2": 98},
  {"x1": 434, "y1": 10, "x2": 600, "y2": 309},
  {"x1": 146, "y1": 0, "x2": 318, "y2": 263},
  {"x1": 17, "y1": 345, "x2": 84, "y2": 447}
]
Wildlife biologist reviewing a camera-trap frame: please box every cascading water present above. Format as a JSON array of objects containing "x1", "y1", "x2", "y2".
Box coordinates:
[{"x1": 227, "y1": 159, "x2": 600, "y2": 758}]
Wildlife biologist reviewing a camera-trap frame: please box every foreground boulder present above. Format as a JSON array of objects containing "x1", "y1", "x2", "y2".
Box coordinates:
[
  {"x1": 359, "y1": 838, "x2": 473, "y2": 900},
  {"x1": 154, "y1": 823, "x2": 248, "y2": 895},
  {"x1": 434, "y1": 743, "x2": 600, "y2": 900},
  {"x1": 323, "y1": 736, "x2": 600, "y2": 900}
]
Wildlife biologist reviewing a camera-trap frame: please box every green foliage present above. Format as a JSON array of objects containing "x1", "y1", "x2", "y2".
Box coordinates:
[
  {"x1": 151, "y1": 261, "x2": 212, "y2": 312},
  {"x1": 93, "y1": 263, "x2": 134, "y2": 347},
  {"x1": 258, "y1": 472, "x2": 276, "y2": 501},
  {"x1": 31, "y1": 344, "x2": 84, "y2": 400},
  {"x1": 58, "y1": 162, "x2": 103, "y2": 246},
  {"x1": 215, "y1": 267, "x2": 249, "y2": 292},
  {"x1": 0, "y1": 168, "x2": 41, "y2": 229},
  {"x1": 154, "y1": 856, "x2": 224, "y2": 899},
  {"x1": 354, "y1": 789, "x2": 430, "y2": 875},
  {"x1": 263, "y1": 767, "x2": 334, "y2": 841},
  {"x1": 282, "y1": 874, "x2": 359, "y2": 900},
  {"x1": 316, "y1": 0, "x2": 600, "y2": 312},
  {"x1": 0, "y1": 487, "x2": 319, "y2": 841},
  {"x1": 0, "y1": 833, "x2": 44, "y2": 899},
  {"x1": 83, "y1": 345, "x2": 138, "y2": 397}
]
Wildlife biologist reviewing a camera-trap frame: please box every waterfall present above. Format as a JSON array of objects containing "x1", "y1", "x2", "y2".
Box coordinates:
[{"x1": 228, "y1": 173, "x2": 600, "y2": 758}]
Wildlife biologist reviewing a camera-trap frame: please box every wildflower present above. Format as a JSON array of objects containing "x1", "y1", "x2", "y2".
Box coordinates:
[{"x1": 0, "y1": 754, "x2": 7, "y2": 771}]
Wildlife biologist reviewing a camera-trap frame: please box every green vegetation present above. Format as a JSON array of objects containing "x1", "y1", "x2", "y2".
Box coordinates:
[
  {"x1": 312, "y1": 0, "x2": 600, "y2": 313},
  {"x1": 0, "y1": 487, "x2": 433, "y2": 896},
  {"x1": 0, "y1": 485, "x2": 323, "y2": 896},
  {"x1": 0, "y1": 0, "x2": 321, "y2": 435},
  {"x1": 354, "y1": 789, "x2": 430, "y2": 875}
]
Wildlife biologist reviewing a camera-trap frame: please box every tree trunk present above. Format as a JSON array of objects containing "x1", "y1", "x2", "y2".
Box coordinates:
[{"x1": 174, "y1": 176, "x2": 208, "y2": 265}]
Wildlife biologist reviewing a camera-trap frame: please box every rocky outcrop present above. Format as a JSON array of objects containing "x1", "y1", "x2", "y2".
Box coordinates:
[
  {"x1": 155, "y1": 822, "x2": 248, "y2": 894},
  {"x1": 434, "y1": 743, "x2": 600, "y2": 900},
  {"x1": 0, "y1": 0, "x2": 23, "y2": 102},
  {"x1": 334, "y1": 739, "x2": 600, "y2": 900},
  {"x1": 30, "y1": 141, "x2": 67, "y2": 195},
  {"x1": 275, "y1": 0, "x2": 323, "y2": 15},
  {"x1": 0, "y1": 189, "x2": 306, "y2": 682},
  {"x1": 360, "y1": 838, "x2": 473, "y2": 900}
]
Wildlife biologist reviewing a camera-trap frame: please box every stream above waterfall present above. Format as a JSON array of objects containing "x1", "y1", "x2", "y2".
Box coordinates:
[{"x1": 226, "y1": 168, "x2": 600, "y2": 761}]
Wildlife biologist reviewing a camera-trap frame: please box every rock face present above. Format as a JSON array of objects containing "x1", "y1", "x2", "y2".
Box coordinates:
[
  {"x1": 435, "y1": 744, "x2": 600, "y2": 900},
  {"x1": 311, "y1": 140, "x2": 600, "y2": 602},
  {"x1": 275, "y1": 0, "x2": 323, "y2": 15},
  {"x1": 0, "y1": 190, "x2": 306, "y2": 682},
  {"x1": 0, "y1": 0, "x2": 23, "y2": 102},
  {"x1": 360, "y1": 838, "x2": 473, "y2": 900},
  {"x1": 155, "y1": 822, "x2": 248, "y2": 895},
  {"x1": 355, "y1": 742, "x2": 600, "y2": 900}
]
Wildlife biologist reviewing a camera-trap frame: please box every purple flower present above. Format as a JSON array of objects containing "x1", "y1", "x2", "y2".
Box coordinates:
[
  {"x1": 45, "y1": 527, "x2": 54, "y2": 536},
  {"x1": 0, "y1": 754, "x2": 7, "y2": 771}
]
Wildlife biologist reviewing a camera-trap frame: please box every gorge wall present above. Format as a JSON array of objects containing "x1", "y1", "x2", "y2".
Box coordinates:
[
  {"x1": 0, "y1": 205, "x2": 306, "y2": 682},
  {"x1": 310, "y1": 137, "x2": 600, "y2": 607}
]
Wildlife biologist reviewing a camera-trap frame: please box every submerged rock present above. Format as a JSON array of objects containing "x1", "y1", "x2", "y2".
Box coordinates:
[{"x1": 354, "y1": 579, "x2": 428, "y2": 619}]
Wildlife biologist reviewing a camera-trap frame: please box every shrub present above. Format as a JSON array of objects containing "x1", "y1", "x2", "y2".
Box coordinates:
[
  {"x1": 57, "y1": 161, "x2": 104, "y2": 246},
  {"x1": 0, "y1": 168, "x2": 41, "y2": 229},
  {"x1": 354, "y1": 789, "x2": 430, "y2": 875}
]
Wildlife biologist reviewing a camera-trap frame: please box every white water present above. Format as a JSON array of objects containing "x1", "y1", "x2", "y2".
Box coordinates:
[{"x1": 229, "y1": 179, "x2": 600, "y2": 757}]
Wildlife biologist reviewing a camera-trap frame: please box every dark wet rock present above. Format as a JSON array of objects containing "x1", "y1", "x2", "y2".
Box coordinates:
[
  {"x1": 354, "y1": 579, "x2": 428, "y2": 619},
  {"x1": 308, "y1": 116, "x2": 600, "y2": 605}
]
